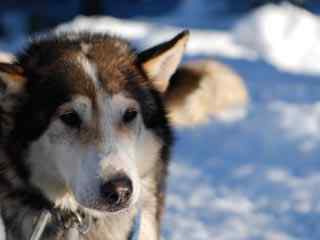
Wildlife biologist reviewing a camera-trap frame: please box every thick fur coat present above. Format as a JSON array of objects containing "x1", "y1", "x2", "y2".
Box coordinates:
[{"x1": 0, "y1": 31, "x2": 189, "y2": 240}]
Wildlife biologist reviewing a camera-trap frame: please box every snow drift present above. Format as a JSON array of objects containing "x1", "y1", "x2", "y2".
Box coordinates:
[
  {"x1": 57, "y1": 3, "x2": 320, "y2": 76},
  {"x1": 234, "y1": 2, "x2": 320, "y2": 75}
]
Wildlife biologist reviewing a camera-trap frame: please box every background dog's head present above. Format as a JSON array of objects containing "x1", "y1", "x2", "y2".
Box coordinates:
[{"x1": 0, "y1": 31, "x2": 189, "y2": 215}]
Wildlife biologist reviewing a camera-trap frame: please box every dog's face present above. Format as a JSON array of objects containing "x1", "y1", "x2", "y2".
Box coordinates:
[{"x1": 0, "y1": 31, "x2": 188, "y2": 215}]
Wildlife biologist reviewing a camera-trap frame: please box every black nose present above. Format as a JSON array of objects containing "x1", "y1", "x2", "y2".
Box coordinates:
[{"x1": 100, "y1": 175, "x2": 133, "y2": 209}]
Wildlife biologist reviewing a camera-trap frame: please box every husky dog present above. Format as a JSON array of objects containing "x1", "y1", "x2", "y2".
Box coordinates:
[
  {"x1": 165, "y1": 60, "x2": 248, "y2": 126},
  {"x1": 0, "y1": 30, "x2": 189, "y2": 240}
]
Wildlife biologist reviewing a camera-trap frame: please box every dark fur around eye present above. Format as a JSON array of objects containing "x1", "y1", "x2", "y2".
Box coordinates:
[
  {"x1": 123, "y1": 108, "x2": 138, "y2": 124},
  {"x1": 60, "y1": 111, "x2": 82, "y2": 128}
]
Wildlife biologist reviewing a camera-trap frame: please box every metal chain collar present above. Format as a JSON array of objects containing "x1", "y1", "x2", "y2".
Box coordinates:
[
  {"x1": 30, "y1": 207, "x2": 141, "y2": 240},
  {"x1": 29, "y1": 209, "x2": 91, "y2": 240}
]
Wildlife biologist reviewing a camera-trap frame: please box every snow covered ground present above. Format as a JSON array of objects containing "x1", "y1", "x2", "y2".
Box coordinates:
[
  {"x1": 2, "y1": 1, "x2": 320, "y2": 239},
  {"x1": 163, "y1": 4, "x2": 320, "y2": 239}
]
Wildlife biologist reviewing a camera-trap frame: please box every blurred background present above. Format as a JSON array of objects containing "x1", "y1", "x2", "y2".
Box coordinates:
[
  {"x1": 0, "y1": 0, "x2": 320, "y2": 34},
  {"x1": 1, "y1": 0, "x2": 320, "y2": 239}
]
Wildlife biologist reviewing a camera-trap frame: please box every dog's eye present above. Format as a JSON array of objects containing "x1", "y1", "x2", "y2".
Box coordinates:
[
  {"x1": 123, "y1": 108, "x2": 138, "y2": 124},
  {"x1": 60, "y1": 111, "x2": 82, "y2": 128}
]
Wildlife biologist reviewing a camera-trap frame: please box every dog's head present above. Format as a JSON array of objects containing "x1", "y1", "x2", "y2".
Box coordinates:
[{"x1": 0, "y1": 31, "x2": 188, "y2": 215}]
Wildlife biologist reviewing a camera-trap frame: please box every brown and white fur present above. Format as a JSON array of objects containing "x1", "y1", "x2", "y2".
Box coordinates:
[
  {"x1": 0, "y1": 29, "x2": 248, "y2": 240},
  {"x1": 165, "y1": 60, "x2": 248, "y2": 126},
  {"x1": 0, "y1": 30, "x2": 189, "y2": 240}
]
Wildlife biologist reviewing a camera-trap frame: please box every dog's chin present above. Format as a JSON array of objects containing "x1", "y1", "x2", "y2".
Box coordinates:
[
  {"x1": 74, "y1": 189, "x2": 140, "y2": 218},
  {"x1": 79, "y1": 203, "x2": 133, "y2": 218},
  {"x1": 75, "y1": 196, "x2": 137, "y2": 218}
]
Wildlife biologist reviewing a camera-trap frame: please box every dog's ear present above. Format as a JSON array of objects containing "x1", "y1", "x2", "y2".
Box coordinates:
[
  {"x1": 0, "y1": 62, "x2": 26, "y2": 114},
  {"x1": 0, "y1": 62, "x2": 26, "y2": 97},
  {"x1": 0, "y1": 63, "x2": 27, "y2": 137},
  {"x1": 138, "y1": 30, "x2": 189, "y2": 93}
]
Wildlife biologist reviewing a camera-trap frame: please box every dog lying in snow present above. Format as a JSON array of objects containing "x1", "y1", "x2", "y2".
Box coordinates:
[{"x1": 0, "y1": 30, "x2": 248, "y2": 240}]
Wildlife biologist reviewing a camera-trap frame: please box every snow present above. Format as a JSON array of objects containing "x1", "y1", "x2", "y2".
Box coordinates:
[
  {"x1": 56, "y1": 2, "x2": 320, "y2": 76},
  {"x1": 270, "y1": 101, "x2": 320, "y2": 152},
  {"x1": 2, "y1": 1, "x2": 320, "y2": 240},
  {"x1": 233, "y1": 2, "x2": 320, "y2": 75},
  {"x1": 57, "y1": 16, "x2": 255, "y2": 60}
]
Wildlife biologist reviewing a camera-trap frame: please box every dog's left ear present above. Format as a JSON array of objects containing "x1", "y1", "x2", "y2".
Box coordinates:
[
  {"x1": 138, "y1": 30, "x2": 189, "y2": 93},
  {"x1": 0, "y1": 62, "x2": 26, "y2": 137},
  {"x1": 0, "y1": 62, "x2": 26, "y2": 98}
]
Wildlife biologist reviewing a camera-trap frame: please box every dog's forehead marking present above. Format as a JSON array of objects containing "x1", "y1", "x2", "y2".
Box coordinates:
[
  {"x1": 76, "y1": 53, "x2": 100, "y2": 89},
  {"x1": 80, "y1": 42, "x2": 91, "y2": 54},
  {"x1": 75, "y1": 42, "x2": 133, "y2": 94}
]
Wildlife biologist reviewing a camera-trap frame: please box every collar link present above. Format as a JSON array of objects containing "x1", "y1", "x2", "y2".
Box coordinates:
[{"x1": 29, "y1": 209, "x2": 92, "y2": 240}]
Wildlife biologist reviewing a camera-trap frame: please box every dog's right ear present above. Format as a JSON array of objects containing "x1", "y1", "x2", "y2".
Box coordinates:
[
  {"x1": 0, "y1": 62, "x2": 26, "y2": 98},
  {"x1": 138, "y1": 31, "x2": 189, "y2": 93},
  {"x1": 0, "y1": 63, "x2": 26, "y2": 138}
]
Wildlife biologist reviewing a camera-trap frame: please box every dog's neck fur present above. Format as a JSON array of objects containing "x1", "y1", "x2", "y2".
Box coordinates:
[
  {"x1": 0, "y1": 164, "x2": 160, "y2": 240},
  {"x1": 1, "y1": 197, "x2": 136, "y2": 240}
]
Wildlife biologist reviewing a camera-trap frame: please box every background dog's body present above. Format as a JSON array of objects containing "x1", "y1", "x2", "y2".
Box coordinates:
[{"x1": 166, "y1": 60, "x2": 248, "y2": 126}]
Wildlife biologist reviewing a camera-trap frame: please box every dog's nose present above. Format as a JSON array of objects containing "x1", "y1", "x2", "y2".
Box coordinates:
[{"x1": 100, "y1": 175, "x2": 133, "y2": 209}]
